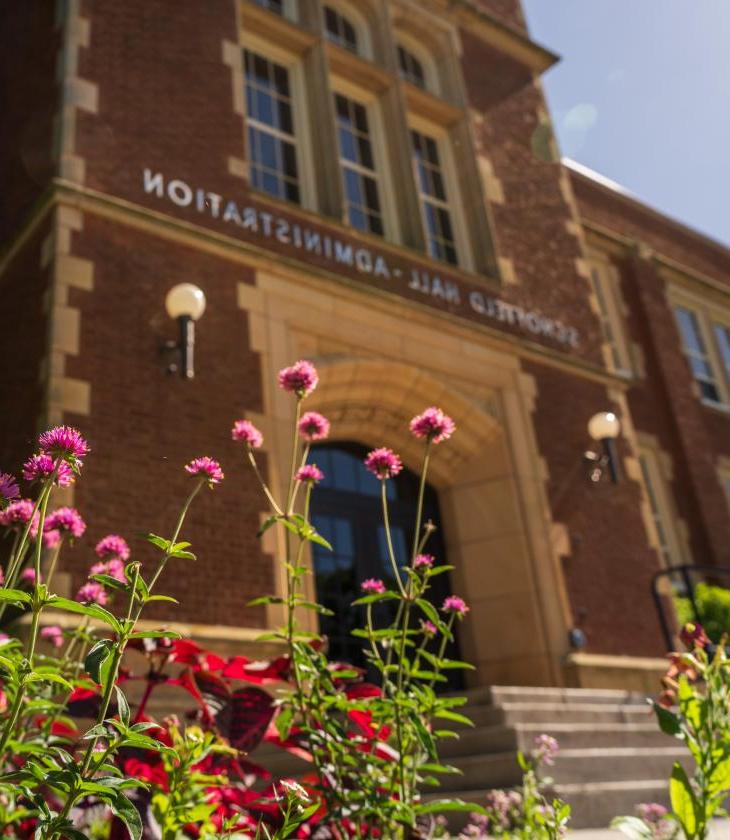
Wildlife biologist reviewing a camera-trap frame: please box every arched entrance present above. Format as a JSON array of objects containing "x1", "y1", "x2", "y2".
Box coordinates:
[{"x1": 308, "y1": 442, "x2": 460, "y2": 684}]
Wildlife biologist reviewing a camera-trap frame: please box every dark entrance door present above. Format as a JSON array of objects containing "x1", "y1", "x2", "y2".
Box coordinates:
[{"x1": 308, "y1": 442, "x2": 461, "y2": 688}]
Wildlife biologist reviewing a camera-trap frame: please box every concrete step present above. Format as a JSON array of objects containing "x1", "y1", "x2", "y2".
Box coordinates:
[
  {"x1": 556, "y1": 779, "x2": 670, "y2": 829},
  {"x1": 460, "y1": 701, "x2": 653, "y2": 728},
  {"x1": 471, "y1": 686, "x2": 649, "y2": 707}
]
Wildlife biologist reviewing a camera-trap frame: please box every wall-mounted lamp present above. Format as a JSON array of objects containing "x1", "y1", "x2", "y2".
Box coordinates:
[
  {"x1": 585, "y1": 411, "x2": 621, "y2": 483},
  {"x1": 163, "y1": 283, "x2": 206, "y2": 379}
]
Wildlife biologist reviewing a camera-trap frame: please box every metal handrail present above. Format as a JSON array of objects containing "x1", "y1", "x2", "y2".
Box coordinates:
[{"x1": 652, "y1": 564, "x2": 730, "y2": 651}]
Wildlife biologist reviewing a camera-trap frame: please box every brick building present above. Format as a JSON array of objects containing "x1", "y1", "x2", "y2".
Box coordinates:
[{"x1": 2, "y1": 0, "x2": 730, "y2": 693}]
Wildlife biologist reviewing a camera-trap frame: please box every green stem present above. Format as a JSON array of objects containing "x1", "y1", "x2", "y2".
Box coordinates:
[
  {"x1": 410, "y1": 443, "x2": 431, "y2": 563},
  {"x1": 246, "y1": 448, "x2": 283, "y2": 516},
  {"x1": 285, "y1": 400, "x2": 303, "y2": 516},
  {"x1": 44, "y1": 540, "x2": 64, "y2": 590},
  {"x1": 381, "y1": 481, "x2": 406, "y2": 597}
]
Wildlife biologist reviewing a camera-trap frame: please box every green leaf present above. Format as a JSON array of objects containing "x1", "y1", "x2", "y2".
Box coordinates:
[
  {"x1": 90, "y1": 574, "x2": 129, "y2": 592},
  {"x1": 416, "y1": 599, "x2": 441, "y2": 627},
  {"x1": 708, "y1": 757, "x2": 730, "y2": 802},
  {"x1": 247, "y1": 596, "x2": 285, "y2": 607},
  {"x1": 143, "y1": 533, "x2": 171, "y2": 552},
  {"x1": 415, "y1": 799, "x2": 487, "y2": 815},
  {"x1": 275, "y1": 706, "x2": 295, "y2": 742},
  {"x1": 433, "y1": 709, "x2": 473, "y2": 727},
  {"x1": 115, "y1": 686, "x2": 130, "y2": 727},
  {"x1": 0, "y1": 589, "x2": 32, "y2": 606},
  {"x1": 351, "y1": 592, "x2": 399, "y2": 606},
  {"x1": 169, "y1": 548, "x2": 196, "y2": 560},
  {"x1": 145, "y1": 595, "x2": 179, "y2": 604},
  {"x1": 306, "y1": 530, "x2": 333, "y2": 550},
  {"x1": 85, "y1": 639, "x2": 114, "y2": 686},
  {"x1": 609, "y1": 816, "x2": 653, "y2": 838},
  {"x1": 25, "y1": 670, "x2": 72, "y2": 691},
  {"x1": 110, "y1": 791, "x2": 143, "y2": 840},
  {"x1": 48, "y1": 596, "x2": 123, "y2": 635},
  {"x1": 411, "y1": 714, "x2": 438, "y2": 762},
  {"x1": 257, "y1": 515, "x2": 280, "y2": 537},
  {"x1": 652, "y1": 702, "x2": 682, "y2": 738},
  {"x1": 670, "y1": 762, "x2": 699, "y2": 837}
]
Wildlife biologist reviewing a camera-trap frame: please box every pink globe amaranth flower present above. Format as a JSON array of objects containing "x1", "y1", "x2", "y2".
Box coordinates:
[
  {"x1": 23, "y1": 454, "x2": 74, "y2": 487},
  {"x1": 410, "y1": 407, "x2": 456, "y2": 444},
  {"x1": 298, "y1": 411, "x2": 330, "y2": 443},
  {"x1": 295, "y1": 464, "x2": 324, "y2": 484},
  {"x1": 0, "y1": 472, "x2": 19, "y2": 505},
  {"x1": 76, "y1": 581, "x2": 108, "y2": 606},
  {"x1": 364, "y1": 448, "x2": 403, "y2": 480},
  {"x1": 21, "y1": 568, "x2": 39, "y2": 585},
  {"x1": 43, "y1": 529, "x2": 62, "y2": 550},
  {"x1": 442, "y1": 595, "x2": 469, "y2": 617},
  {"x1": 533, "y1": 733, "x2": 559, "y2": 767},
  {"x1": 420, "y1": 619, "x2": 438, "y2": 637},
  {"x1": 38, "y1": 425, "x2": 89, "y2": 462},
  {"x1": 41, "y1": 626, "x2": 64, "y2": 649},
  {"x1": 90, "y1": 557, "x2": 126, "y2": 583},
  {"x1": 185, "y1": 457, "x2": 224, "y2": 485},
  {"x1": 278, "y1": 360, "x2": 319, "y2": 397},
  {"x1": 231, "y1": 419, "x2": 264, "y2": 449},
  {"x1": 45, "y1": 507, "x2": 86, "y2": 540},
  {"x1": 413, "y1": 554, "x2": 435, "y2": 571},
  {"x1": 636, "y1": 803, "x2": 669, "y2": 825},
  {"x1": 361, "y1": 578, "x2": 386, "y2": 594},
  {"x1": 0, "y1": 567, "x2": 4, "y2": 585},
  {"x1": 0, "y1": 499, "x2": 36, "y2": 529},
  {"x1": 95, "y1": 534, "x2": 130, "y2": 562}
]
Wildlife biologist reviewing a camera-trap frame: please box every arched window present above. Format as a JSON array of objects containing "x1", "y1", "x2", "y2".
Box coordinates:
[
  {"x1": 252, "y1": 0, "x2": 297, "y2": 20},
  {"x1": 308, "y1": 442, "x2": 460, "y2": 684},
  {"x1": 395, "y1": 32, "x2": 440, "y2": 96},
  {"x1": 322, "y1": 3, "x2": 372, "y2": 58}
]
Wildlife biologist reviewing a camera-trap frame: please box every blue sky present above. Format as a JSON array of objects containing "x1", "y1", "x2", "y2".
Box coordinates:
[{"x1": 522, "y1": 1, "x2": 730, "y2": 247}]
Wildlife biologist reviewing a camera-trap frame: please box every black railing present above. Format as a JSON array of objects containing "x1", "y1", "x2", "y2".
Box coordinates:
[{"x1": 652, "y1": 564, "x2": 730, "y2": 651}]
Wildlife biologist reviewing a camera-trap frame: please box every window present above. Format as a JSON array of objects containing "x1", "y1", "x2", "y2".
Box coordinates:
[
  {"x1": 308, "y1": 443, "x2": 460, "y2": 685},
  {"x1": 674, "y1": 305, "x2": 721, "y2": 403},
  {"x1": 244, "y1": 49, "x2": 301, "y2": 204},
  {"x1": 639, "y1": 451, "x2": 684, "y2": 569},
  {"x1": 411, "y1": 129, "x2": 458, "y2": 265},
  {"x1": 713, "y1": 322, "x2": 730, "y2": 383},
  {"x1": 398, "y1": 44, "x2": 426, "y2": 89},
  {"x1": 252, "y1": 0, "x2": 283, "y2": 14},
  {"x1": 588, "y1": 259, "x2": 631, "y2": 375},
  {"x1": 323, "y1": 5, "x2": 359, "y2": 54},
  {"x1": 335, "y1": 92, "x2": 384, "y2": 236}
]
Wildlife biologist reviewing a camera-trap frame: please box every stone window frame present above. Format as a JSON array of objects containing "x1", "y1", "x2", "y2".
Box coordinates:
[
  {"x1": 668, "y1": 286, "x2": 730, "y2": 409},
  {"x1": 717, "y1": 457, "x2": 730, "y2": 517},
  {"x1": 585, "y1": 248, "x2": 632, "y2": 377},
  {"x1": 395, "y1": 31, "x2": 440, "y2": 96},
  {"x1": 330, "y1": 74, "x2": 402, "y2": 245},
  {"x1": 251, "y1": 0, "x2": 298, "y2": 22},
  {"x1": 407, "y1": 111, "x2": 473, "y2": 272}
]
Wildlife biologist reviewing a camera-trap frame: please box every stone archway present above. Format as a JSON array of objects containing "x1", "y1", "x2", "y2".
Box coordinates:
[{"x1": 300, "y1": 356, "x2": 566, "y2": 687}]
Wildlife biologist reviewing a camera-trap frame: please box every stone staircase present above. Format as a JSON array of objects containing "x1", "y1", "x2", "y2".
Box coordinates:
[{"x1": 253, "y1": 685, "x2": 681, "y2": 830}]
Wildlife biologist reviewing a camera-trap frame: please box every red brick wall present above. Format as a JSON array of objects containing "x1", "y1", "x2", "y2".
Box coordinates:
[
  {"x1": 64, "y1": 215, "x2": 271, "y2": 626},
  {"x1": 524, "y1": 360, "x2": 667, "y2": 656},
  {"x1": 573, "y1": 173, "x2": 730, "y2": 569},
  {"x1": 0, "y1": 3, "x2": 59, "y2": 242}
]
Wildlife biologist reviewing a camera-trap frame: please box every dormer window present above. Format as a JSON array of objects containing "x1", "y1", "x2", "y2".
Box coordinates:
[{"x1": 324, "y1": 5, "x2": 359, "y2": 54}]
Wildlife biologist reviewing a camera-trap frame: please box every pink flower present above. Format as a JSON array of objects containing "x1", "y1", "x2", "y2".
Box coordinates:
[
  {"x1": 295, "y1": 464, "x2": 324, "y2": 484},
  {"x1": 0, "y1": 473, "x2": 19, "y2": 505},
  {"x1": 23, "y1": 454, "x2": 74, "y2": 487},
  {"x1": 43, "y1": 529, "x2": 62, "y2": 550},
  {"x1": 21, "y1": 568, "x2": 39, "y2": 585},
  {"x1": 361, "y1": 578, "x2": 386, "y2": 594},
  {"x1": 231, "y1": 419, "x2": 264, "y2": 449},
  {"x1": 38, "y1": 425, "x2": 89, "y2": 462},
  {"x1": 414, "y1": 554, "x2": 435, "y2": 571},
  {"x1": 0, "y1": 567, "x2": 4, "y2": 586},
  {"x1": 45, "y1": 507, "x2": 86, "y2": 539},
  {"x1": 41, "y1": 626, "x2": 64, "y2": 649},
  {"x1": 298, "y1": 412, "x2": 330, "y2": 442},
  {"x1": 442, "y1": 595, "x2": 469, "y2": 617},
  {"x1": 420, "y1": 619, "x2": 438, "y2": 637},
  {"x1": 410, "y1": 407, "x2": 455, "y2": 444},
  {"x1": 364, "y1": 448, "x2": 403, "y2": 480},
  {"x1": 185, "y1": 457, "x2": 224, "y2": 485},
  {"x1": 95, "y1": 534, "x2": 130, "y2": 562},
  {"x1": 0, "y1": 499, "x2": 36, "y2": 529},
  {"x1": 76, "y1": 581, "x2": 108, "y2": 605},
  {"x1": 533, "y1": 734, "x2": 559, "y2": 766},
  {"x1": 278, "y1": 360, "x2": 319, "y2": 397},
  {"x1": 90, "y1": 557, "x2": 126, "y2": 583}
]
